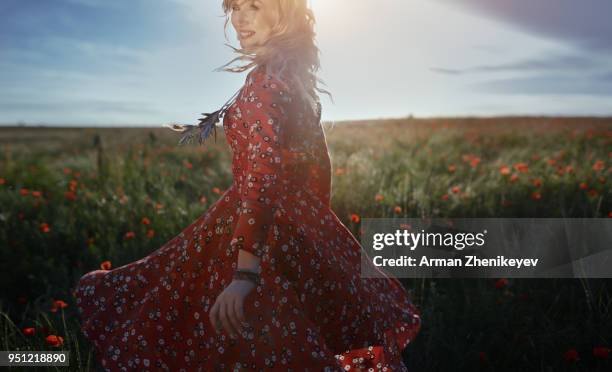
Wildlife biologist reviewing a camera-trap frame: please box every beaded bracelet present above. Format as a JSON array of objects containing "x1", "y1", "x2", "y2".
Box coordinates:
[{"x1": 233, "y1": 269, "x2": 261, "y2": 286}]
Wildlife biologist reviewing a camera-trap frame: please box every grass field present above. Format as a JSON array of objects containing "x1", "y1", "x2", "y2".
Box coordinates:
[{"x1": 1, "y1": 117, "x2": 611, "y2": 371}]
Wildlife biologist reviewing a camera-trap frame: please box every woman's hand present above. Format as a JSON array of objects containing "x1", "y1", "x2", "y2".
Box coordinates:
[{"x1": 209, "y1": 279, "x2": 255, "y2": 339}]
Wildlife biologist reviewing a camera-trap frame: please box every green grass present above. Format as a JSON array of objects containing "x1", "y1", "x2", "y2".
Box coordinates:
[{"x1": 0, "y1": 118, "x2": 610, "y2": 371}]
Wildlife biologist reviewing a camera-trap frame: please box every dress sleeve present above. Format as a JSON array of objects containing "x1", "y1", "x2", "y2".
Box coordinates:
[{"x1": 229, "y1": 75, "x2": 291, "y2": 259}]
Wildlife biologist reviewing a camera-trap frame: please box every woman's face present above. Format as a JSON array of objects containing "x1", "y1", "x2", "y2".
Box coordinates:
[{"x1": 230, "y1": 0, "x2": 279, "y2": 52}]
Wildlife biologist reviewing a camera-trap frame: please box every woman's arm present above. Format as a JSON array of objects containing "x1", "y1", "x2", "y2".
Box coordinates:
[
  {"x1": 237, "y1": 249, "x2": 261, "y2": 272},
  {"x1": 229, "y1": 74, "x2": 291, "y2": 267},
  {"x1": 210, "y1": 73, "x2": 291, "y2": 339}
]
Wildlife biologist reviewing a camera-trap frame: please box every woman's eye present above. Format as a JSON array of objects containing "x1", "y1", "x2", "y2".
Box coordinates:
[{"x1": 251, "y1": 5, "x2": 259, "y2": 10}]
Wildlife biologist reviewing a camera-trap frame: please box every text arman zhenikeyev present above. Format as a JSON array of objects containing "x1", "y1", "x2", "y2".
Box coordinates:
[{"x1": 370, "y1": 229, "x2": 539, "y2": 268}]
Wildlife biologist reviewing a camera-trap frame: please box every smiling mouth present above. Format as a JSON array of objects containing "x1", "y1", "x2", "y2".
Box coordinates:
[{"x1": 239, "y1": 31, "x2": 255, "y2": 40}]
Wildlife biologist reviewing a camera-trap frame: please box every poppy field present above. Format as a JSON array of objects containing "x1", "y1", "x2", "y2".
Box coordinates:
[{"x1": 0, "y1": 117, "x2": 611, "y2": 371}]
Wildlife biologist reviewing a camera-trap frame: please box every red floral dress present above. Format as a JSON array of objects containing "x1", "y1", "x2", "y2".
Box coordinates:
[{"x1": 72, "y1": 65, "x2": 421, "y2": 371}]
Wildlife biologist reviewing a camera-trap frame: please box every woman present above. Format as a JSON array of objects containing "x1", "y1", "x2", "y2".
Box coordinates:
[{"x1": 72, "y1": 0, "x2": 421, "y2": 370}]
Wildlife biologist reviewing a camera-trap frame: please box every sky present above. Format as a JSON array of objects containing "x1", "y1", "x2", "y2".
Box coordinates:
[{"x1": 1, "y1": 0, "x2": 612, "y2": 126}]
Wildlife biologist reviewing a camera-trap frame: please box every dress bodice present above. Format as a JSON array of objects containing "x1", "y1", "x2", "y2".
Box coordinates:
[{"x1": 222, "y1": 66, "x2": 332, "y2": 208}]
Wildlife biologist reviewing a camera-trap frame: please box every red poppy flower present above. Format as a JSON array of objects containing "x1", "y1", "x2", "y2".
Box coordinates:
[
  {"x1": 0, "y1": 177, "x2": 6, "y2": 185},
  {"x1": 592, "y1": 160, "x2": 605, "y2": 171},
  {"x1": 394, "y1": 206, "x2": 402, "y2": 214},
  {"x1": 147, "y1": 229, "x2": 155, "y2": 238},
  {"x1": 350, "y1": 213, "x2": 360, "y2": 223},
  {"x1": 531, "y1": 191, "x2": 542, "y2": 201},
  {"x1": 68, "y1": 180, "x2": 78, "y2": 192},
  {"x1": 124, "y1": 231, "x2": 136, "y2": 240},
  {"x1": 469, "y1": 157, "x2": 481, "y2": 168},
  {"x1": 20, "y1": 188, "x2": 29, "y2": 196},
  {"x1": 509, "y1": 174, "x2": 519, "y2": 183},
  {"x1": 563, "y1": 348, "x2": 579, "y2": 363},
  {"x1": 499, "y1": 165, "x2": 511, "y2": 176},
  {"x1": 593, "y1": 346, "x2": 609, "y2": 359},
  {"x1": 513, "y1": 162, "x2": 529, "y2": 173},
  {"x1": 374, "y1": 194, "x2": 384, "y2": 202},
  {"x1": 447, "y1": 164, "x2": 456, "y2": 173},
  {"x1": 478, "y1": 351, "x2": 487, "y2": 364},
  {"x1": 579, "y1": 182, "x2": 588, "y2": 190},
  {"x1": 495, "y1": 278, "x2": 508, "y2": 289},
  {"x1": 141, "y1": 217, "x2": 151, "y2": 225},
  {"x1": 440, "y1": 194, "x2": 449, "y2": 201},
  {"x1": 45, "y1": 335, "x2": 64, "y2": 347},
  {"x1": 556, "y1": 167, "x2": 566, "y2": 176},
  {"x1": 50, "y1": 299, "x2": 68, "y2": 312},
  {"x1": 22, "y1": 327, "x2": 35, "y2": 336},
  {"x1": 100, "y1": 260, "x2": 112, "y2": 270},
  {"x1": 451, "y1": 186, "x2": 461, "y2": 194},
  {"x1": 39, "y1": 222, "x2": 51, "y2": 233},
  {"x1": 593, "y1": 346, "x2": 612, "y2": 359}
]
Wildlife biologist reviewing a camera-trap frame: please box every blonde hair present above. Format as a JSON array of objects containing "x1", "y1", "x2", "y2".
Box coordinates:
[{"x1": 217, "y1": 0, "x2": 333, "y2": 120}]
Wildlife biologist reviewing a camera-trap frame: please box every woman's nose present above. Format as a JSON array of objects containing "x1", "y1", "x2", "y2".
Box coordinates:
[{"x1": 235, "y1": 13, "x2": 249, "y2": 28}]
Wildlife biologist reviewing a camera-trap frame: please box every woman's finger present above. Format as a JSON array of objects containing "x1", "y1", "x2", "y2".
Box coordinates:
[
  {"x1": 228, "y1": 297, "x2": 243, "y2": 336},
  {"x1": 209, "y1": 299, "x2": 220, "y2": 334},
  {"x1": 219, "y1": 300, "x2": 235, "y2": 338},
  {"x1": 234, "y1": 296, "x2": 247, "y2": 325}
]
